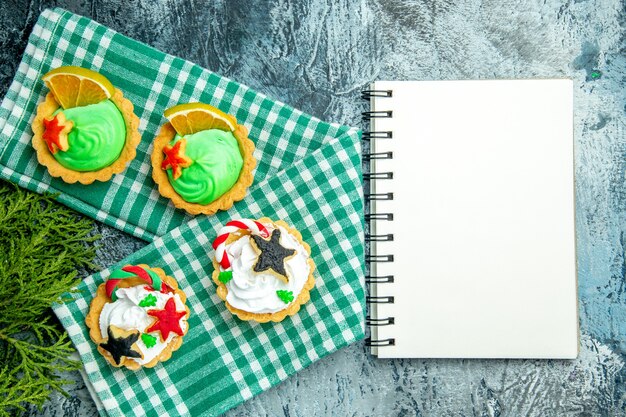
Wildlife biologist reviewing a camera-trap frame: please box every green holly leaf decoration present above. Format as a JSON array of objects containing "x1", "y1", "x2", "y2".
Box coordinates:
[
  {"x1": 219, "y1": 270, "x2": 233, "y2": 284},
  {"x1": 138, "y1": 293, "x2": 157, "y2": 307},
  {"x1": 276, "y1": 290, "x2": 294, "y2": 304},
  {"x1": 141, "y1": 333, "x2": 157, "y2": 348}
]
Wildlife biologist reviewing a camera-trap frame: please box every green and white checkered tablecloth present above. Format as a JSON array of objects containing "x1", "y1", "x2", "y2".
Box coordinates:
[
  {"x1": 53, "y1": 126, "x2": 365, "y2": 416},
  {"x1": 1, "y1": 8, "x2": 365, "y2": 417},
  {"x1": 0, "y1": 8, "x2": 357, "y2": 242}
]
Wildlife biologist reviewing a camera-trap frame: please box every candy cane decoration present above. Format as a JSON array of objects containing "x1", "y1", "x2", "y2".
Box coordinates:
[
  {"x1": 212, "y1": 219, "x2": 269, "y2": 270},
  {"x1": 105, "y1": 265, "x2": 168, "y2": 301}
]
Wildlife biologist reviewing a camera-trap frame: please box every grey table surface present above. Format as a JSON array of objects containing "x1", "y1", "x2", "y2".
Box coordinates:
[{"x1": 1, "y1": 0, "x2": 625, "y2": 416}]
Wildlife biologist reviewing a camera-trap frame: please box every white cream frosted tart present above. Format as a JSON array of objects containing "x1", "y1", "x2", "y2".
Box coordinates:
[
  {"x1": 86, "y1": 264, "x2": 190, "y2": 369},
  {"x1": 211, "y1": 218, "x2": 316, "y2": 322}
]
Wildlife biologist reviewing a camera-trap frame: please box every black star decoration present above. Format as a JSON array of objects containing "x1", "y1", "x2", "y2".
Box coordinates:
[
  {"x1": 250, "y1": 229, "x2": 296, "y2": 282},
  {"x1": 99, "y1": 325, "x2": 143, "y2": 365}
]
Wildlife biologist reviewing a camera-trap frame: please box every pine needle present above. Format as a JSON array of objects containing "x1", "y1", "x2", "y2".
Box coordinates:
[{"x1": 0, "y1": 181, "x2": 100, "y2": 416}]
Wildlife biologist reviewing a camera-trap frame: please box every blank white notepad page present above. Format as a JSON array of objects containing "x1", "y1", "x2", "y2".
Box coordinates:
[{"x1": 370, "y1": 79, "x2": 577, "y2": 359}]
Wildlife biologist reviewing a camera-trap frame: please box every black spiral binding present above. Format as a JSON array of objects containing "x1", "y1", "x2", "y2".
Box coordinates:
[
  {"x1": 363, "y1": 172, "x2": 393, "y2": 180},
  {"x1": 361, "y1": 89, "x2": 393, "y2": 99},
  {"x1": 362, "y1": 131, "x2": 392, "y2": 140},
  {"x1": 362, "y1": 89, "x2": 396, "y2": 349}
]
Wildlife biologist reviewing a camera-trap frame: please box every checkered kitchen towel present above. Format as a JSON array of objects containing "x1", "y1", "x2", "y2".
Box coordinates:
[
  {"x1": 12, "y1": 7, "x2": 367, "y2": 417},
  {"x1": 53, "y1": 123, "x2": 365, "y2": 416},
  {"x1": 0, "y1": 8, "x2": 357, "y2": 241}
]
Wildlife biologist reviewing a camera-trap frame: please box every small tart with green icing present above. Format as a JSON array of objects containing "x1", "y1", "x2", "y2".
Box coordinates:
[
  {"x1": 32, "y1": 66, "x2": 141, "y2": 184},
  {"x1": 85, "y1": 264, "x2": 190, "y2": 370},
  {"x1": 151, "y1": 103, "x2": 256, "y2": 215},
  {"x1": 211, "y1": 218, "x2": 316, "y2": 323}
]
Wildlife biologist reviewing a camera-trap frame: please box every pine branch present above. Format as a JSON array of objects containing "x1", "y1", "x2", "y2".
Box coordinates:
[{"x1": 0, "y1": 181, "x2": 100, "y2": 416}]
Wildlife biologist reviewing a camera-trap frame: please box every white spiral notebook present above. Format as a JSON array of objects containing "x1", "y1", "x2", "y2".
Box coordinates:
[{"x1": 364, "y1": 79, "x2": 578, "y2": 359}]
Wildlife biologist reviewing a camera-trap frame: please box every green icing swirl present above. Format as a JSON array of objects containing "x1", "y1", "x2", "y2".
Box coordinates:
[
  {"x1": 52, "y1": 100, "x2": 126, "y2": 172},
  {"x1": 167, "y1": 130, "x2": 243, "y2": 205}
]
